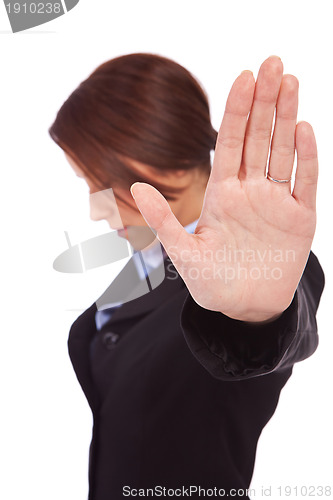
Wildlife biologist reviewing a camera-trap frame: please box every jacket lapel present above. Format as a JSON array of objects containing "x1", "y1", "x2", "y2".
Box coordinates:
[{"x1": 94, "y1": 256, "x2": 186, "y2": 326}]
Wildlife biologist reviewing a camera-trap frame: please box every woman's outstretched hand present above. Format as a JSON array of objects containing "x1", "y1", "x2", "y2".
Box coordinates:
[{"x1": 130, "y1": 56, "x2": 318, "y2": 323}]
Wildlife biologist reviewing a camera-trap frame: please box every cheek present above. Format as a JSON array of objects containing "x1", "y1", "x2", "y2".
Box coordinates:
[{"x1": 113, "y1": 192, "x2": 146, "y2": 224}]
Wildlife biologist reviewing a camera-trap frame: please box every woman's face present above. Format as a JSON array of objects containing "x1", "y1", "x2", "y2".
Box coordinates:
[
  {"x1": 65, "y1": 153, "x2": 147, "y2": 228},
  {"x1": 65, "y1": 152, "x2": 208, "y2": 249}
]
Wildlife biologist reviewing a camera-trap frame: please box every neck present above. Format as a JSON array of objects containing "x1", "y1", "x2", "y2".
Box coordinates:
[{"x1": 174, "y1": 183, "x2": 206, "y2": 227}]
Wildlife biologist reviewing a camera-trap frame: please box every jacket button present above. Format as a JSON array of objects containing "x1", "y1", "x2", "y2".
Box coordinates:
[{"x1": 102, "y1": 332, "x2": 120, "y2": 349}]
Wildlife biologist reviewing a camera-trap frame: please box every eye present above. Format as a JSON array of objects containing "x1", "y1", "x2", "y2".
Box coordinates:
[{"x1": 74, "y1": 171, "x2": 84, "y2": 179}]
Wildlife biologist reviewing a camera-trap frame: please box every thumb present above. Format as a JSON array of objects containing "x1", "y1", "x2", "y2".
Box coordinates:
[{"x1": 130, "y1": 182, "x2": 189, "y2": 258}]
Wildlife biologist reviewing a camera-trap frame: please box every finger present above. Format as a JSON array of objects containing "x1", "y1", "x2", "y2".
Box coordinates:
[
  {"x1": 210, "y1": 70, "x2": 255, "y2": 183},
  {"x1": 267, "y1": 74, "x2": 299, "y2": 188},
  {"x1": 241, "y1": 56, "x2": 284, "y2": 179},
  {"x1": 130, "y1": 182, "x2": 190, "y2": 259},
  {"x1": 292, "y1": 122, "x2": 318, "y2": 210}
]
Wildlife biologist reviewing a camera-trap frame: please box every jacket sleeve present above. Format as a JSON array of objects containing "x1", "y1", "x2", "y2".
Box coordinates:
[
  {"x1": 180, "y1": 251, "x2": 325, "y2": 381},
  {"x1": 67, "y1": 302, "x2": 100, "y2": 412}
]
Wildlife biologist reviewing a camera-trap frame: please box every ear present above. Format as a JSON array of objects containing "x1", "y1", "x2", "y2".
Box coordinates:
[{"x1": 173, "y1": 169, "x2": 188, "y2": 178}]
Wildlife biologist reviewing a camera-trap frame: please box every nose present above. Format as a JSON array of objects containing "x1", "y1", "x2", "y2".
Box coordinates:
[{"x1": 89, "y1": 188, "x2": 124, "y2": 228}]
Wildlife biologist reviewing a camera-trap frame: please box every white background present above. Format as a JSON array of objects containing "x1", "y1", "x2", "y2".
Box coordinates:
[{"x1": 1, "y1": 1, "x2": 332, "y2": 499}]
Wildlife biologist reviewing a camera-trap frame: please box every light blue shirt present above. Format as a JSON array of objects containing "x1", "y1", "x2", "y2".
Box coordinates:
[{"x1": 95, "y1": 219, "x2": 198, "y2": 330}]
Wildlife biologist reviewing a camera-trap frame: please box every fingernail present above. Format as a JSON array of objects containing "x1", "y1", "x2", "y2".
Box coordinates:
[
  {"x1": 130, "y1": 183, "x2": 138, "y2": 197},
  {"x1": 241, "y1": 70, "x2": 253, "y2": 76}
]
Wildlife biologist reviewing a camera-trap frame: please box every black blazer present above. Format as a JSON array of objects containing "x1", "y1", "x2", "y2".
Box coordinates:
[{"x1": 68, "y1": 250, "x2": 324, "y2": 500}]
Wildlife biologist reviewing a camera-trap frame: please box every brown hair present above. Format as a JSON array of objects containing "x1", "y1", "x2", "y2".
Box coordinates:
[{"x1": 48, "y1": 53, "x2": 217, "y2": 201}]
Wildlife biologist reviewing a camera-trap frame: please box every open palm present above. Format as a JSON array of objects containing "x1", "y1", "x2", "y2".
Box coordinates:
[{"x1": 131, "y1": 56, "x2": 318, "y2": 322}]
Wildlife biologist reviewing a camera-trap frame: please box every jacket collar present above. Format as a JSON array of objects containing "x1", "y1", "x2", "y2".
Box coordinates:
[{"x1": 81, "y1": 256, "x2": 185, "y2": 329}]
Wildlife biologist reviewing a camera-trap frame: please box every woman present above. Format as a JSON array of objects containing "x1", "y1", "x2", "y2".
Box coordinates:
[{"x1": 49, "y1": 53, "x2": 324, "y2": 499}]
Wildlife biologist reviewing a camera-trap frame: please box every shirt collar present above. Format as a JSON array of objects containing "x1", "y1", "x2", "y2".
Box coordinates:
[{"x1": 133, "y1": 218, "x2": 198, "y2": 277}]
